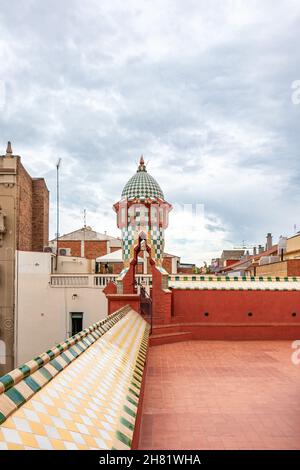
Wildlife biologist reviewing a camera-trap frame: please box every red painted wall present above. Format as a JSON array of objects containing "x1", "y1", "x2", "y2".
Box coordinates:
[
  {"x1": 172, "y1": 289, "x2": 300, "y2": 323},
  {"x1": 152, "y1": 266, "x2": 172, "y2": 324},
  {"x1": 106, "y1": 295, "x2": 140, "y2": 315},
  {"x1": 168, "y1": 289, "x2": 300, "y2": 339},
  {"x1": 225, "y1": 259, "x2": 240, "y2": 267}
]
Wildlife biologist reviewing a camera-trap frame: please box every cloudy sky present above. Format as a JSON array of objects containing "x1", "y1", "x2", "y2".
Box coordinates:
[{"x1": 1, "y1": 0, "x2": 300, "y2": 264}]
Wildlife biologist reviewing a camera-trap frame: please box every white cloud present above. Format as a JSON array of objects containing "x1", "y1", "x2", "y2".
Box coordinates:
[{"x1": 1, "y1": 0, "x2": 300, "y2": 263}]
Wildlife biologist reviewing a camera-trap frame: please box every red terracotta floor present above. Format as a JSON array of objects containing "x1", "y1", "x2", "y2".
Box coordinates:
[{"x1": 138, "y1": 341, "x2": 300, "y2": 450}]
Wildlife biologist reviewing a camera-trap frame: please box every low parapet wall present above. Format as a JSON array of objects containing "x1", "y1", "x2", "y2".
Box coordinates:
[{"x1": 168, "y1": 288, "x2": 300, "y2": 340}]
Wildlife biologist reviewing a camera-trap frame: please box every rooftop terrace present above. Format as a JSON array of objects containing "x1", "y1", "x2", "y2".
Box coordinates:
[{"x1": 139, "y1": 340, "x2": 300, "y2": 450}]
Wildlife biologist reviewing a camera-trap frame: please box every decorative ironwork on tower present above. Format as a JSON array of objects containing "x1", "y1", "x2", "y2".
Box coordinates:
[{"x1": 113, "y1": 156, "x2": 172, "y2": 268}]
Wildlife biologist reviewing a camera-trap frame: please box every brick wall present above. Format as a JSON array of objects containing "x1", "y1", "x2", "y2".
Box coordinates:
[
  {"x1": 287, "y1": 259, "x2": 300, "y2": 276},
  {"x1": 32, "y1": 178, "x2": 49, "y2": 251},
  {"x1": 15, "y1": 160, "x2": 49, "y2": 252},
  {"x1": 57, "y1": 240, "x2": 109, "y2": 258},
  {"x1": 17, "y1": 161, "x2": 33, "y2": 251},
  {"x1": 177, "y1": 265, "x2": 195, "y2": 274},
  {"x1": 57, "y1": 240, "x2": 81, "y2": 257},
  {"x1": 84, "y1": 240, "x2": 108, "y2": 259}
]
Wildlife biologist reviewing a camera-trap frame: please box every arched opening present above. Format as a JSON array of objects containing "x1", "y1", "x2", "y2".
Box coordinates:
[
  {"x1": 129, "y1": 232, "x2": 155, "y2": 293},
  {"x1": 129, "y1": 233, "x2": 154, "y2": 329}
]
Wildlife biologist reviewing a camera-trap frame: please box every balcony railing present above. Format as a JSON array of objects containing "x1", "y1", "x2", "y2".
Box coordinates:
[{"x1": 50, "y1": 274, "x2": 153, "y2": 288}]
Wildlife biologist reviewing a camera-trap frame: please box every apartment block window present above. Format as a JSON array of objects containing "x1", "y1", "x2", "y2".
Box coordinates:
[{"x1": 70, "y1": 312, "x2": 83, "y2": 336}]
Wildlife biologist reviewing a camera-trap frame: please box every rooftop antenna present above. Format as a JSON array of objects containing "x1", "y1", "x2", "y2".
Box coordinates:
[
  {"x1": 294, "y1": 224, "x2": 297, "y2": 234},
  {"x1": 83, "y1": 209, "x2": 87, "y2": 229},
  {"x1": 55, "y1": 158, "x2": 62, "y2": 271}
]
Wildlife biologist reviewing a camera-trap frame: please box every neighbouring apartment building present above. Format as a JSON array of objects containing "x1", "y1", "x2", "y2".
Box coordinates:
[
  {"x1": 49, "y1": 227, "x2": 122, "y2": 259},
  {"x1": 215, "y1": 232, "x2": 300, "y2": 277},
  {"x1": 15, "y1": 250, "x2": 109, "y2": 365},
  {"x1": 211, "y1": 249, "x2": 245, "y2": 273},
  {"x1": 255, "y1": 233, "x2": 300, "y2": 277},
  {"x1": 0, "y1": 142, "x2": 49, "y2": 373},
  {"x1": 49, "y1": 226, "x2": 189, "y2": 274}
]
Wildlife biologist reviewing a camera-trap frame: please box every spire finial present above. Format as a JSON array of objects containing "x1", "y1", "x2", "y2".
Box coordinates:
[
  {"x1": 6, "y1": 141, "x2": 13, "y2": 156},
  {"x1": 137, "y1": 154, "x2": 147, "y2": 172}
]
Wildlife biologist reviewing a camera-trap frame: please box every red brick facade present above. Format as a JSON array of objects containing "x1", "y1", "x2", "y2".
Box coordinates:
[
  {"x1": 57, "y1": 240, "x2": 81, "y2": 257},
  {"x1": 287, "y1": 259, "x2": 300, "y2": 276},
  {"x1": 57, "y1": 240, "x2": 108, "y2": 259},
  {"x1": 17, "y1": 162, "x2": 33, "y2": 251},
  {"x1": 84, "y1": 240, "x2": 107, "y2": 259},
  {"x1": 32, "y1": 179, "x2": 49, "y2": 252},
  {"x1": 16, "y1": 160, "x2": 49, "y2": 252}
]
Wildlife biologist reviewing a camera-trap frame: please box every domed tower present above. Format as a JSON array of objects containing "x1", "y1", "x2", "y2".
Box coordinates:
[{"x1": 114, "y1": 156, "x2": 172, "y2": 270}]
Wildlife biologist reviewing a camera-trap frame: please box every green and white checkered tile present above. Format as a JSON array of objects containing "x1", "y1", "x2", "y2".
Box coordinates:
[
  {"x1": 121, "y1": 170, "x2": 164, "y2": 201},
  {"x1": 169, "y1": 277, "x2": 300, "y2": 290}
]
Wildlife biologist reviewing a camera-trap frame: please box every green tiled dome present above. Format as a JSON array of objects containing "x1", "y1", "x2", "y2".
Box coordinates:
[{"x1": 121, "y1": 157, "x2": 164, "y2": 201}]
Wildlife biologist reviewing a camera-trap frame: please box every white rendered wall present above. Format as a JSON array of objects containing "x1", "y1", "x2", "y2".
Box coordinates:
[{"x1": 15, "y1": 251, "x2": 107, "y2": 367}]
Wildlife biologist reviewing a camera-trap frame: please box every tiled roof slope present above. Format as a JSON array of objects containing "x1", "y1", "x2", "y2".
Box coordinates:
[{"x1": 0, "y1": 306, "x2": 150, "y2": 450}]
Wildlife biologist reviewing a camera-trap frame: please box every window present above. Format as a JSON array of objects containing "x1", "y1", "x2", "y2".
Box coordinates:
[{"x1": 70, "y1": 312, "x2": 83, "y2": 336}]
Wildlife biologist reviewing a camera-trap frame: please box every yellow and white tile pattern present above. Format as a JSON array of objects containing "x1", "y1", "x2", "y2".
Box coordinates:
[{"x1": 0, "y1": 309, "x2": 149, "y2": 450}]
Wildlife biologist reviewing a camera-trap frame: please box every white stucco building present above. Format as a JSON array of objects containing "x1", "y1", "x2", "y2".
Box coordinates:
[{"x1": 15, "y1": 251, "x2": 109, "y2": 365}]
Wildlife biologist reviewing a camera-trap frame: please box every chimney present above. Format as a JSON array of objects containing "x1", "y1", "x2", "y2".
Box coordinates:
[
  {"x1": 253, "y1": 246, "x2": 257, "y2": 256},
  {"x1": 258, "y1": 244, "x2": 264, "y2": 254},
  {"x1": 266, "y1": 233, "x2": 273, "y2": 251},
  {"x1": 5, "y1": 141, "x2": 13, "y2": 157}
]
